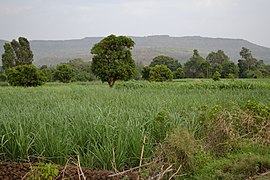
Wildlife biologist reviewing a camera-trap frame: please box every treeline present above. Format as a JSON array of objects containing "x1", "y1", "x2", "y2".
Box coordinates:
[
  {"x1": 141, "y1": 48, "x2": 270, "y2": 81},
  {"x1": 1, "y1": 36, "x2": 270, "y2": 87}
]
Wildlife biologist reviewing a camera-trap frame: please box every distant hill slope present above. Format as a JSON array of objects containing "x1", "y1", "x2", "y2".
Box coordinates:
[{"x1": 0, "y1": 36, "x2": 270, "y2": 66}]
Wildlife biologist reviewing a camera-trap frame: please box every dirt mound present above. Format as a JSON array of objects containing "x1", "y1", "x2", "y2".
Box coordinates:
[{"x1": 0, "y1": 162, "x2": 136, "y2": 180}]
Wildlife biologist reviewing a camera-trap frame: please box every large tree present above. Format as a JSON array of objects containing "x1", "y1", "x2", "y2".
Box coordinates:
[
  {"x1": 206, "y1": 50, "x2": 238, "y2": 78},
  {"x1": 1, "y1": 37, "x2": 33, "y2": 70},
  {"x1": 149, "y1": 55, "x2": 182, "y2": 71},
  {"x1": 238, "y1": 47, "x2": 269, "y2": 78},
  {"x1": 91, "y1": 34, "x2": 136, "y2": 87},
  {"x1": 184, "y1": 49, "x2": 210, "y2": 78}
]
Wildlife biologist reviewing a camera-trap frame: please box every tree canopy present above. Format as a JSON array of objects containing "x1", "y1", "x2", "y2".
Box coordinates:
[
  {"x1": 149, "y1": 65, "x2": 173, "y2": 82},
  {"x1": 184, "y1": 49, "x2": 210, "y2": 78},
  {"x1": 149, "y1": 55, "x2": 182, "y2": 71},
  {"x1": 91, "y1": 34, "x2": 136, "y2": 87},
  {"x1": 238, "y1": 47, "x2": 270, "y2": 78},
  {"x1": 1, "y1": 37, "x2": 33, "y2": 70}
]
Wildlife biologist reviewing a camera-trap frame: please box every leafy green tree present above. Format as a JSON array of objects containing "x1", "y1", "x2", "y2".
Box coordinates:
[
  {"x1": 1, "y1": 37, "x2": 33, "y2": 70},
  {"x1": 206, "y1": 50, "x2": 229, "y2": 64},
  {"x1": 6, "y1": 65, "x2": 45, "y2": 87},
  {"x1": 149, "y1": 65, "x2": 173, "y2": 82},
  {"x1": 67, "y1": 58, "x2": 96, "y2": 81},
  {"x1": 206, "y1": 50, "x2": 238, "y2": 78},
  {"x1": 150, "y1": 55, "x2": 182, "y2": 71},
  {"x1": 2, "y1": 43, "x2": 16, "y2": 70},
  {"x1": 141, "y1": 66, "x2": 151, "y2": 80},
  {"x1": 221, "y1": 60, "x2": 239, "y2": 78},
  {"x1": 40, "y1": 66, "x2": 55, "y2": 82},
  {"x1": 184, "y1": 49, "x2": 210, "y2": 78},
  {"x1": 238, "y1": 47, "x2": 269, "y2": 78},
  {"x1": 212, "y1": 71, "x2": 221, "y2": 81},
  {"x1": 54, "y1": 64, "x2": 76, "y2": 83},
  {"x1": 173, "y1": 68, "x2": 185, "y2": 79},
  {"x1": 0, "y1": 74, "x2": 7, "y2": 82},
  {"x1": 91, "y1": 34, "x2": 136, "y2": 87}
]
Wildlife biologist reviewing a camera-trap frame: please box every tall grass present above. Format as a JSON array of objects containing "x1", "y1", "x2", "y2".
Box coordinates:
[{"x1": 0, "y1": 79, "x2": 270, "y2": 170}]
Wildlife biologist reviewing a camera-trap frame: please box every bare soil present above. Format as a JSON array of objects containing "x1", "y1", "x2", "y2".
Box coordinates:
[{"x1": 0, "y1": 162, "x2": 136, "y2": 180}]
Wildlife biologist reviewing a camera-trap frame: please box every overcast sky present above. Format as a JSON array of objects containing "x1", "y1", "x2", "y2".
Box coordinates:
[{"x1": 0, "y1": 0, "x2": 270, "y2": 47}]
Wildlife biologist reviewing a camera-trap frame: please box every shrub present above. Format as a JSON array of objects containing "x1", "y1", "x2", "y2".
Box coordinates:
[
  {"x1": 228, "y1": 73, "x2": 235, "y2": 80},
  {"x1": 6, "y1": 65, "x2": 46, "y2": 87},
  {"x1": 150, "y1": 127, "x2": 196, "y2": 178},
  {"x1": 53, "y1": 64, "x2": 76, "y2": 83},
  {"x1": 0, "y1": 73, "x2": 7, "y2": 82},
  {"x1": 173, "y1": 68, "x2": 185, "y2": 79},
  {"x1": 149, "y1": 65, "x2": 173, "y2": 82},
  {"x1": 141, "y1": 66, "x2": 151, "y2": 80},
  {"x1": 212, "y1": 71, "x2": 221, "y2": 81}
]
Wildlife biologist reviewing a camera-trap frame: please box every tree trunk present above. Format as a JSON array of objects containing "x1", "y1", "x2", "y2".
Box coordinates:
[{"x1": 108, "y1": 80, "x2": 116, "y2": 88}]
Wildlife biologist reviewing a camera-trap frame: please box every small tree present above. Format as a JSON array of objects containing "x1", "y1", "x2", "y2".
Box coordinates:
[
  {"x1": 6, "y1": 65, "x2": 46, "y2": 87},
  {"x1": 149, "y1": 65, "x2": 173, "y2": 82},
  {"x1": 173, "y1": 68, "x2": 185, "y2": 79},
  {"x1": 150, "y1": 55, "x2": 182, "y2": 71},
  {"x1": 141, "y1": 66, "x2": 151, "y2": 80},
  {"x1": 91, "y1": 34, "x2": 136, "y2": 87},
  {"x1": 54, "y1": 64, "x2": 76, "y2": 83},
  {"x1": 212, "y1": 71, "x2": 221, "y2": 81}
]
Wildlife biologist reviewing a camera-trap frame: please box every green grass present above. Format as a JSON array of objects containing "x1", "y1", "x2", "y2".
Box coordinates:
[{"x1": 0, "y1": 79, "x2": 270, "y2": 173}]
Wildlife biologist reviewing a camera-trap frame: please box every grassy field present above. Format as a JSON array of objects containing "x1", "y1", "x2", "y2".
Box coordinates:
[{"x1": 0, "y1": 79, "x2": 270, "y2": 178}]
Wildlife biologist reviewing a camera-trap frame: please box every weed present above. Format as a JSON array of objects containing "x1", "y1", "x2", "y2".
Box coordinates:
[{"x1": 29, "y1": 163, "x2": 59, "y2": 180}]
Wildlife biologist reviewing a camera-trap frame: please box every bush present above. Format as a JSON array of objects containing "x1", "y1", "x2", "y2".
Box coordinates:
[
  {"x1": 0, "y1": 73, "x2": 7, "y2": 82},
  {"x1": 6, "y1": 65, "x2": 46, "y2": 87},
  {"x1": 212, "y1": 71, "x2": 221, "y2": 81},
  {"x1": 173, "y1": 68, "x2": 185, "y2": 79},
  {"x1": 53, "y1": 64, "x2": 76, "y2": 83},
  {"x1": 149, "y1": 65, "x2": 173, "y2": 82},
  {"x1": 150, "y1": 127, "x2": 196, "y2": 178}
]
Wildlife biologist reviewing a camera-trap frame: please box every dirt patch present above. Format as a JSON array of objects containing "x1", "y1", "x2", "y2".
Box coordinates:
[{"x1": 0, "y1": 162, "x2": 136, "y2": 180}]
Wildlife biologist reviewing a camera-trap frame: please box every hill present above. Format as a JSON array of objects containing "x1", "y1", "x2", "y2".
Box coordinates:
[{"x1": 0, "y1": 36, "x2": 270, "y2": 66}]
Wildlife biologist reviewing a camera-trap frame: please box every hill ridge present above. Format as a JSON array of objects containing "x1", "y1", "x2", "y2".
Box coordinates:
[{"x1": 0, "y1": 36, "x2": 269, "y2": 66}]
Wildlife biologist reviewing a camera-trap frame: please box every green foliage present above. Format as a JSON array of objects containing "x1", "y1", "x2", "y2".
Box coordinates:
[
  {"x1": 244, "y1": 100, "x2": 270, "y2": 118},
  {"x1": 53, "y1": 64, "x2": 76, "y2": 83},
  {"x1": 6, "y1": 65, "x2": 46, "y2": 87},
  {"x1": 0, "y1": 73, "x2": 7, "y2": 82},
  {"x1": 2, "y1": 43, "x2": 16, "y2": 70},
  {"x1": 173, "y1": 67, "x2": 185, "y2": 79},
  {"x1": 1, "y1": 37, "x2": 33, "y2": 70},
  {"x1": 195, "y1": 153, "x2": 270, "y2": 179},
  {"x1": 206, "y1": 50, "x2": 229, "y2": 64},
  {"x1": 184, "y1": 49, "x2": 210, "y2": 78},
  {"x1": 151, "y1": 127, "x2": 196, "y2": 178},
  {"x1": 149, "y1": 55, "x2": 181, "y2": 71},
  {"x1": 149, "y1": 65, "x2": 173, "y2": 82},
  {"x1": 151, "y1": 110, "x2": 171, "y2": 143},
  {"x1": 67, "y1": 58, "x2": 96, "y2": 81},
  {"x1": 91, "y1": 34, "x2": 136, "y2": 87},
  {"x1": 141, "y1": 66, "x2": 151, "y2": 80},
  {"x1": 212, "y1": 71, "x2": 221, "y2": 81},
  {"x1": 228, "y1": 73, "x2": 235, "y2": 79},
  {"x1": 238, "y1": 47, "x2": 269, "y2": 78},
  {"x1": 40, "y1": 67, "x2": 55, "y2": 82},
  {"x1": 29, "y1": 163, "x2": 59, "y2": 180}
]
